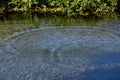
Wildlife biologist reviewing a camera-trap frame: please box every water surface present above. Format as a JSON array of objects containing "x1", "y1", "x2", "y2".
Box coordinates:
[{"x1": 0, "y1": 14, "x2": 120, "y2": 80}]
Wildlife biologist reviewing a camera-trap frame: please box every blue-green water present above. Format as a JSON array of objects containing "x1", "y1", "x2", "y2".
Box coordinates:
[{"x1": 0, "y1": 13, "x2": 120, "y2": 80}]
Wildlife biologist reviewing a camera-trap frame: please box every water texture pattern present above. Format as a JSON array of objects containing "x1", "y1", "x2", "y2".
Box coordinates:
[{"x1": 0, "y1": 26, "x2": 120, "y2": 80}]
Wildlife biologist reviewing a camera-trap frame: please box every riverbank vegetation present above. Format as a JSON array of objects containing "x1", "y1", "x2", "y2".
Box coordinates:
[{"x1": 0, "y1": 0, "x2": 120, "y2": 18}]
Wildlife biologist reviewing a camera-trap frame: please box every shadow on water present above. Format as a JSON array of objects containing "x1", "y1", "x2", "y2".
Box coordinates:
[{"x1": 0, "y1": 13, "x2": 120, "y2": 80}]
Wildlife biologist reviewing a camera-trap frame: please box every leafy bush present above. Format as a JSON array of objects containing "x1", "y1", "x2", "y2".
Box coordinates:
[
  {"x1": 1, "y1": 0, "x2": 118, "y2": 17},
  {"x1": 46, "y1": 0, "x2": 117, "y2": 16},
  {"x1": 7, "y1": 0, "x2": 38, "y2": 10}
]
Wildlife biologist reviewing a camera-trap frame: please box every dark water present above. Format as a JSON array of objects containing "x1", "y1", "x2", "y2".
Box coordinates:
[{"x1": 0, "y1": 13, "x2": 120, "y2": 80}]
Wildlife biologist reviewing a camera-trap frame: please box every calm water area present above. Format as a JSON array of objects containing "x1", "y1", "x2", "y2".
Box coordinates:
[{"x1": 0, "y1": 13, "x2": 120, "y2": 80}]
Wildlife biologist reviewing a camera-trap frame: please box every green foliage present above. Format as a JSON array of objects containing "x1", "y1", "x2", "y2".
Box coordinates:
[
  {"x1": 7, "y1": 0, "x2": 38, "y2": 10},
  {"x1": 46, "y1": 0, "x2": 117, "y2": 16},
  {"x1": 0, "y1": 0, "x2": 119, "y2": 17}
]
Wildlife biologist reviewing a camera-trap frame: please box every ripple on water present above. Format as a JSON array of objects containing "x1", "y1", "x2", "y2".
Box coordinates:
[
  {"x1": 2, "y1": 28, "x2": 120, "y2": 62},
  {"x1": 2, "y1": 27, "x2": 120, "y2": 69}
]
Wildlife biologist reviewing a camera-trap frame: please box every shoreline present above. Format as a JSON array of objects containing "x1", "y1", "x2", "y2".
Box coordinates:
[{"x1": 0, "y1": 7, "x2": 119, "y2": 19}]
